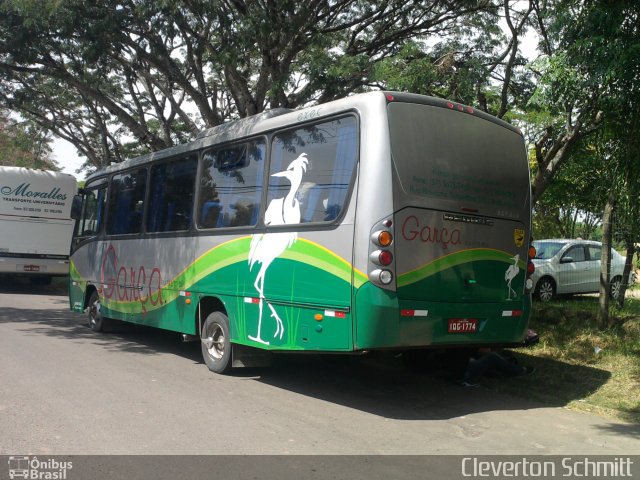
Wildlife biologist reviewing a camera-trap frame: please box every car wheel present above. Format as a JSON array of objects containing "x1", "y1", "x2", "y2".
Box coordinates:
[
  {"x1": 88, "y1": 290, "x2": 110, "y2": 332},
  {"x1": 201, "y1": 311, "x2": 233, "y2": 374},
  {"x1": 535, "y1": 277, "x2": 555, "y2": 302},
  {"x1": 610, "y1": 276, "x2": 622, "y2": 300}
]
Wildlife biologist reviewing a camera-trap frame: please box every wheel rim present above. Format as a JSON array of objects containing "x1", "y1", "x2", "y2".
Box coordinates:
[
  {"x1": 611, "y1": 279, "x2": 621, "y2": 299},
  {"x1": 539, "y1": 281, "x2": 553, "y2": 302},
  {"x1": 203, "y1": 323, "x2": 226, "y2": 360},
  {"x1": 89, "y1": 299, "x2": 100, "y2": 327}
]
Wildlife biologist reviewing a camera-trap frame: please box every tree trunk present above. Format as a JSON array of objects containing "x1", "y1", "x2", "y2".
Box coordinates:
[
  {"x1": 598, "y1": 192, "x2": 615, "y2": 328},
  {"x1": 617, "y1": 242, "x2": 635, "y2": 308}
]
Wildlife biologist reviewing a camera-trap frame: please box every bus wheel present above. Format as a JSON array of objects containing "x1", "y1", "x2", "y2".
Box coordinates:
[
  {"x1": 201, "y1": 312, "x2": 232, "y2": 374},
  {"x1": 88, "y1": 290, "x2": 110, "y2": 332}
]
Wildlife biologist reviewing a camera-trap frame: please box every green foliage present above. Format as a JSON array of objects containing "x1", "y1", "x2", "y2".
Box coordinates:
[
  {"x1": 0, "y1": 0, "x2": 497, "y2": 169},
  {"x1": 0, "y1": 110, "x2": 57, "y2": 169},
  {"x1": 371, "y1": 5, "x2": 533, "y2": 117},
  {"x1": 532, "y1": 141, "x2": 607, "y2": 240}
]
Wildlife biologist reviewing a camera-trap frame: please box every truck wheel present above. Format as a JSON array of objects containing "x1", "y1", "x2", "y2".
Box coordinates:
[{"x1": 201, "y1": 312, "x2": 232, "y2": 374}]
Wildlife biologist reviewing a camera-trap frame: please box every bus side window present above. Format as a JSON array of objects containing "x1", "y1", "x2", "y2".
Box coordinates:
[
  {"x1": 147, "y1": 156, "x2": 198, "y2": 233},
  {"x1": 76, "y1": 186, "x2": 107, "y2": 238},
  {"x1": 197, "y1": 139, "x2": 266, "y2": 229},
  {"x1": 269, "y1": 116, "x2": 357, "y2": 224},
  {"x1": 107, "y1": 168, "x2": 147, "y2": 235}
]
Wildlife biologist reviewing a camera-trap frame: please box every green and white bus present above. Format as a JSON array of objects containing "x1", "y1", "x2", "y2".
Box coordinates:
[{"x1": 69, "y1": 91, "x2": 534, "y2": 374}]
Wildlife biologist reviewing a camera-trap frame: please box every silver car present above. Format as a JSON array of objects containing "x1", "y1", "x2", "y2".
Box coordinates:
[{"x1": 531, "y1": 239, "x2": 627, "y2": 302}]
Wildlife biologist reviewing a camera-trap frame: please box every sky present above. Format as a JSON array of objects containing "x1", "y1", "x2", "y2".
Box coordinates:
[{"x1": 53, "y1": 137, "x2": 85, "y2": 179}]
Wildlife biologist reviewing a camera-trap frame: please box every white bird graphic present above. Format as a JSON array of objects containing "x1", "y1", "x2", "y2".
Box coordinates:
[
  {"x1": 248, "y1": 153, "x2": 309, "y2": 344},
  {"x1": 505, "y1": 254, "x2": 520, "y2": 299}
]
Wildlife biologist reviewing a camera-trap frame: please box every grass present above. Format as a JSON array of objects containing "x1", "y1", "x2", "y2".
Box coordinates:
[{"x1": 483, "y1": 288, "x2": 640, "y2": 423}]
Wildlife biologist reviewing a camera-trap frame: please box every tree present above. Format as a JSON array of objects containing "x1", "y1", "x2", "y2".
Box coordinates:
[
  {"x1": 541, "y1": 0, "x2": 640, "y2": 325},
  {"x1": 530, "y1": 143, "x2": 605, "y2": 240},
  {"x1": 0, "y1": 0, "x2": 491, "y2": 170},
  {"x1": 0, "y1": 109, "x2": 57, "y2": 169},
  {"x1": 372, "y1": 1, "x2": 536, "y2": 121}
]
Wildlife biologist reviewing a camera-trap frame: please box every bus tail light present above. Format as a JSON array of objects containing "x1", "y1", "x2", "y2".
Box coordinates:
[
  {"x1": 368, "y1": 217, "x2": 396, "y2": 289},
  {"x1": 372, "y1": 230, "x2": 393, "y2": 247},
  {"x1": 371, "y1": 269, "x2": 393, "y2": 285},
  {"x1": 525, "y1": 244, "x2": 536, "y2": 291},
  {"x1": 371, "y1": 249, "x2": 393, "y2": 266}
]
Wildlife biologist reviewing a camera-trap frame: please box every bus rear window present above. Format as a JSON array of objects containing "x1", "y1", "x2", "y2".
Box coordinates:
[{"x1": 388, "y1": 103, "x2": 529, "y2": 219}]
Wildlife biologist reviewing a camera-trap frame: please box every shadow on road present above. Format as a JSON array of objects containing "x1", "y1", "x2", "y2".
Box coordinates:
[
  {"x1": 0, "y1": 276, "x2": 68, "y2": 296},
  {"x1": 0, "y1": 301, "x2": 616, "y2": 423},
  {"x1": 256, "y1": 351, "x2": 613, "y2": 422},
  {"x1": 0, "y1": 305, "x2": 203, "y2": 364}
]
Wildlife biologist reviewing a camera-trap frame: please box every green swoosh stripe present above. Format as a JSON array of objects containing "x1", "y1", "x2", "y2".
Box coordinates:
[
  {"x1": 281, "y1": 238, "x2": 368, "y2": 288},
  {"x1": 397, "y1": 248, "x2": 526, "y2": 288},
  {"x1": 83, "y1": 236, "x2": 364, "y2": 314},
  {"x1": 69, "y1": 260, "x2": 82, "y2": 282}
]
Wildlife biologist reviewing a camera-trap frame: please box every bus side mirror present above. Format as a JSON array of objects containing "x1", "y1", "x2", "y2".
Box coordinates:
[{"x1": 71, "y1": 194, "x2": 83, "y2": 220}]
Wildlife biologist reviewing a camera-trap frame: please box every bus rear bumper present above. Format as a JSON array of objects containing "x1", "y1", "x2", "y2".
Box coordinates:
[
  {"x1": 354, "y1": 283, "x2": 530, "y2": 350},
  {"x1": 0, "y1": 257, "x2": 69, "y2": 276}
]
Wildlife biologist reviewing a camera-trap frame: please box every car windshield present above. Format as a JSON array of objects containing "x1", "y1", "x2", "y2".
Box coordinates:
[{"x1": 533, "y1": 241, "x2": 567, "y2": 260}]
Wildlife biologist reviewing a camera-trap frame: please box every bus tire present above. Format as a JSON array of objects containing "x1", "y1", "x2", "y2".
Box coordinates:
[
  {"x1": 201, "y1": 311, "x2": 232, "y2": 374},
  {"x1": 88, "y1": 290, "x2": 110, "y2": 332}
]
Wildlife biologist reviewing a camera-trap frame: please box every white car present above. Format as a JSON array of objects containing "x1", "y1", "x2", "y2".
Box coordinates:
[{"x1": 531, "y1": 239, "x2": 628, "y2": 302}]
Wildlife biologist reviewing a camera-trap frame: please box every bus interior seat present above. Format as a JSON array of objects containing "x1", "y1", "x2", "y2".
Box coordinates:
[
  {"x1": 163, "y1": 203, "x2": 175, "y2": 231},
  {"x1": 200, "y1": 201, "x2": 222, "y2": 229},
  {"x1": 324, "y1": 204, "x2": 340, "y2": 222},
  {"x1": 112, "y1": 191, "x2": 133, "y2": 234},
  {"x1": 302, "y1": 186, "x2": 323, "y2": 222}
]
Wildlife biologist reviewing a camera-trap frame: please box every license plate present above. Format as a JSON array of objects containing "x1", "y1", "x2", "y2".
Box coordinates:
[
  {"x1": 448, "y1": 318, "x2": 478, "y2": 333},
  {"x1": 23, "y1": 265, "x2": 40, "y2": 272}
]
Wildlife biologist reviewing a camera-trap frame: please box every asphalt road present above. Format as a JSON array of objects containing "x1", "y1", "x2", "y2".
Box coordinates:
[{"x1": 1, "y1": 278, "x2": 639, "y2": 456}]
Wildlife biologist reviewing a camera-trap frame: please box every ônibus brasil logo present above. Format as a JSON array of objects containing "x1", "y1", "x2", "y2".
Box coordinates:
[
  {"x1": 7, "y1": 456, "x2": 73, "y2": 479},
  {"x1": 0, "y1": 183, "x2": 67, "y2": 201}
]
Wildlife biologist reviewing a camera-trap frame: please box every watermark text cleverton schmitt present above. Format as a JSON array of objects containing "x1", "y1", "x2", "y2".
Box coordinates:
[{"x1": 462, "y1": 457, "x2": 634, "y2": 478}]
